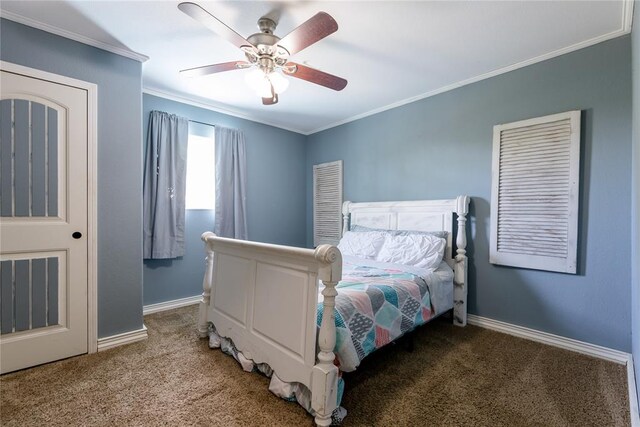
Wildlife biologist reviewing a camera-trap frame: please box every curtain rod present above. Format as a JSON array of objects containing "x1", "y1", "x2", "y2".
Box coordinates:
[{"x1": 189, "y1": 120, "x2": 214, "y2": 127}]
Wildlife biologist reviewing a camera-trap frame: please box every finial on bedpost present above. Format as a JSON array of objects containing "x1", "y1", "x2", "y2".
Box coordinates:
[
  {"x1": 312, "y1": 244, "x2": 342, "y2": 426},
  {"x1": 342, "y1": 201, "x2": 351, "y2": 236},
  {"x1": 454, "y1": 196, "x2": 470, "y2": 327},
  {"x1": 314, "y1": 244, "x2": 342, "y2": 283},
  {"x1": 198, "y1": 232, "x2": 216, "y2": 338}
]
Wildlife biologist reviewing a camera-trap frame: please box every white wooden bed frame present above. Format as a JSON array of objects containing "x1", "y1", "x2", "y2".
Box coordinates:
[{"x1": 198, "y1": 196, "x2": 470, "y2": 426}]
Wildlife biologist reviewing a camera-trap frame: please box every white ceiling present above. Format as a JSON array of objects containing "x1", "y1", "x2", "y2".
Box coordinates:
[{"x1": 1, "y1": 1, "x2": 634, "y2": 135}]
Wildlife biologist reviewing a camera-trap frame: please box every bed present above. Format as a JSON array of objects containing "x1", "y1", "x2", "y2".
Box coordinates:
[{"x1": 198, "y1": 196, "x2": 470, "y2": 426}]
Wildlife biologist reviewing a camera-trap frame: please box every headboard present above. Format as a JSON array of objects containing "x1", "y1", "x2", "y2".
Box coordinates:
[{"x1": 341, "y1": 196, "x2": 470, "y2": 268}]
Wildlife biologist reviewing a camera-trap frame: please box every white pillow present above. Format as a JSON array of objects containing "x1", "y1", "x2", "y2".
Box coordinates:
[
  {"x1": 351, "y1": 224, "x2": 448, "y2": 240},
  {"x1": 337, "y1": 231, "x2": 386, "y2": 260},
  {"x1": 376, "y1": 233, "x2": 446, "y2": 270}
]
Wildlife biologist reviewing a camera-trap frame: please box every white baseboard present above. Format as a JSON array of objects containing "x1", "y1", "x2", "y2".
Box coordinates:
[
  {"x1": 627, "y1": 354, "x2": 640, "y2": 427},
  {"x1": 143, "y1": 295, "x2": 201, "y2": 315},
  {"x1": 467, "y1": 314, "x2": 638, "y2": 424},
  {"x1": 97, "y1": 325, "x2": 148, "y2": 352},
  {"x1": 467, "y1": 314, "x2": 629, "y2": 364}
]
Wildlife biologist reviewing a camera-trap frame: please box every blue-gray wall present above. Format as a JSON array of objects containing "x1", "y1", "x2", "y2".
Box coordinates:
[
  {"x1": 142, "y1": 94, "x2": 307, "y2": 305},
  {"x1": 1, "y1": 19, "x2": 144, "y2": 338},
  {"x1": 2, "y1": 16, "x2": 634, "y2": 356},
  {"x1": 631, "y1": 0, "x2": 640, "y2": 403},
  {"x1": 306, "y1": 36, "x2": 633, "y2": 352}
]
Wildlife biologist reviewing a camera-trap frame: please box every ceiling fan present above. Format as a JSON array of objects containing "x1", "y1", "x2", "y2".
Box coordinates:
[{"x1": 178, "y1": 2, "x2": 348, "y2": 105}]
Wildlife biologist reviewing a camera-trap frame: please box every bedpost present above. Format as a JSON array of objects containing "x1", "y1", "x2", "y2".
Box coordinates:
[
  {"x1": 198, "y1": 232, "x2": 215, "y2": 338},
  {"x1": 312, "y1": 245, "x2": 342, "y2": 427},
  {"x1": 453, "y1": 196, "x2": 470, "y2": 327},
  {"x1": 342, "y1": 201, "x2": 351, "y2": 236}
]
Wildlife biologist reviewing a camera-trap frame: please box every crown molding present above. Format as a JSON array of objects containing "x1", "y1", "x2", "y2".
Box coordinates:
[
  {"x1": 148, "y1": 9, "x2": 632, "y2": 138},
  {"x1": 623, "y1": 0, "x2": 634, "y2": 33},
  {"x1": 0, "y1": 10, "x2": 149, "y2": 62},
  {"x1": 142, "y1": 86, "x2": 307, "y2": 135},
  {"x1": 147, "y1": 4, "x2": 631, "y2": 139},
  {"x1": 147, "y1": 0, "x2": 634, "y2": 136},
  {"x1": 9, "y1": 0, "x2": 625, "y2": 135},
  {"x1": 308, "y1": 10, "x2": 633, "y2": 135}
]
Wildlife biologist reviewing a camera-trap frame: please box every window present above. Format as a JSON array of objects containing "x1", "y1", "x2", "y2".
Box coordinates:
[
  {"x1": 490, "y1": 110, "x2": 581, "y2": 274},
  {"x1": 185, "y1": 133, "x2": 215, "y2": 210}
]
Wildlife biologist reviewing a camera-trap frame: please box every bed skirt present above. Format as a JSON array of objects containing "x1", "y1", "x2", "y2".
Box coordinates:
[{"x1": 208, "y1": 323, "x2": 347, "y2": 425}]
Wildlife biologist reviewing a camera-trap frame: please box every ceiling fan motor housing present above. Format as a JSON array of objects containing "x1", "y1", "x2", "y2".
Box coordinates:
[
  {"x1": 245, "y1": 16, "x2": 290, "y2": 67},
  {"x1": 247, "y1": 36, "x2": 288, "y2": 57}
]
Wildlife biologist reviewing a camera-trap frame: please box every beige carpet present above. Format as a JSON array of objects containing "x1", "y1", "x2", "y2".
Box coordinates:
[{"x1": 0, "y1": 306, "x2": 630, "y2": 426}]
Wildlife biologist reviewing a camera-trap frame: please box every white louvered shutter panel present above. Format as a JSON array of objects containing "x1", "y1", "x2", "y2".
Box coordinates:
[
  {"x1": 490, "y1": 111, "x2": 581, "y2": 274},
  {"x1": 313, "y1": 160, "x2": 343, "y2": 247}
]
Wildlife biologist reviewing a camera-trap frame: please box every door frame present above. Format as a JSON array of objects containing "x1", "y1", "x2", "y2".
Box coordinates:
[{"x1": 1, "y1": 60, "x2": 99, "y2": 353}]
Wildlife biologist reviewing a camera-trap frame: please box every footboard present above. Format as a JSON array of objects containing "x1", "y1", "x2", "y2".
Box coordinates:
[{"x1": 199, "y1": 233, "x2": 342, "y2": 426}]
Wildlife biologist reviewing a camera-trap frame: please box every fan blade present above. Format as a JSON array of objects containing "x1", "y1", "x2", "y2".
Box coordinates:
[
  {"x1": 178, "y1": 2, "x2": 254, "y2": 49},
  {"x1": 284, "y1": 63, "x2": 347, "y2": 91},
  {"x1": 262, "y1": 82, "x2": 279, "y2": 105},
  {"x1": 277, "y1": 12, "x2": 338, "y2": 56},
  {"x1": 180, "y1": 61, "x2": 250, "y2": 77}
]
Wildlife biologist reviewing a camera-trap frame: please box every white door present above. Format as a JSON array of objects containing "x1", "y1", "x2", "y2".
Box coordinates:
[{"x1": 0, "y1": 69, "x2": 88, "y2": 373}]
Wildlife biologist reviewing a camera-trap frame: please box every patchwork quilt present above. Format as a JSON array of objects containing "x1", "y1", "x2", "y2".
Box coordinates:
[{"x1": 317, "y1": 256, "x2": 444, "y2": 372}]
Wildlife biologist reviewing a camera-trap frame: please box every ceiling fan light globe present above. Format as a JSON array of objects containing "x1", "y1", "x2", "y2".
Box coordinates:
[
  {"x1": 244, "y1": 68, "x2": 265, "y2": 90},
  {"x1": 269, "y1": 72, "x2": 289, "y2": 94},
  {"x1": 257, "y1": 78, "x2": 273, "y2": 98}
]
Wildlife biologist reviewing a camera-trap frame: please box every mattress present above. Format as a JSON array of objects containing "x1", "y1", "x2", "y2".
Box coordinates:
[{"x1": 317, "y1": 255, "x2": 454, "y2": 372}]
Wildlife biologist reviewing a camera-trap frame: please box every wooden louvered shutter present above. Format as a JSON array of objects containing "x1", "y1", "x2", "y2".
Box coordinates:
[
  {"x1": 490, "y1": 111, "x2": 581, "y2": 274},
  {"x1": 313, "y1": 160, "x2": 343, "y2": 247}
]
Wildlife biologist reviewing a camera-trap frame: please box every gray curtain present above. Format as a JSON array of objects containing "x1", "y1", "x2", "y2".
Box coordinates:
[
  {"x1": 215, "y1": 126, "x2": 248, "y2": 239},
  {"x1": 143, "y1": 111, "x2": 189, "y2": 258}
]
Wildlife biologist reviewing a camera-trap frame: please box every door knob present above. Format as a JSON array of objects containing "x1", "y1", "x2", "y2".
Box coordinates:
[{"x1": 72, "y1": 232, "x2": 82, "y2": 239}]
